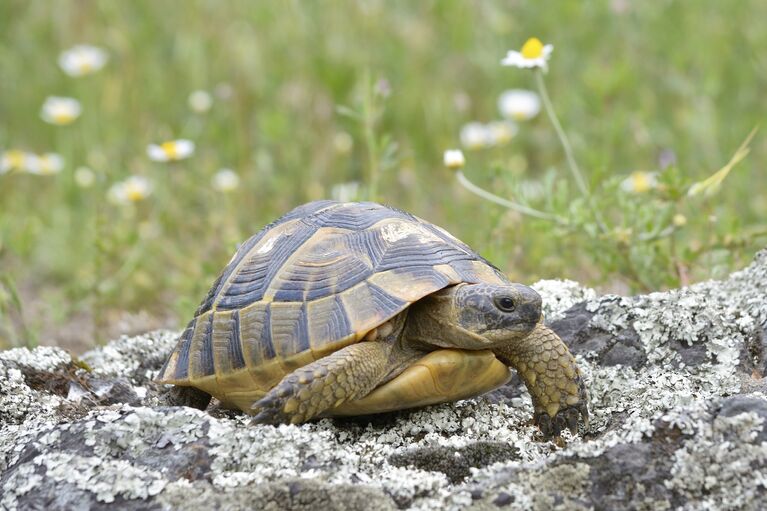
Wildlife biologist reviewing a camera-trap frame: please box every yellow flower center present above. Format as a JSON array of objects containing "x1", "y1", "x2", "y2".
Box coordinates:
[
  {"x1": 491, "y1": 124, "x2": 514, "y2": 144},
  {"x1": 77, "y1": 56, "x2": 93, "y2": 73},
  {"x1": 160, "y1": 142, "x2": 178, "y2": 159},
  {"x1": 672, "y1": 214, "x2": 687, "y2": 227},
  {"x1": 7, "y1": 150, "x2": 25, "y2": 169},
  {"x1": 630, "y1": 172, "x2": 653, "y2": 193},
  {"x1": 52, "y1": 111, "x2": 75, "y2": 125},
  {"x1": 39, "y1": 158, "x2": 54, "y2": 174},
  {"x1": 521, "y1": 38, "x2": 544, "y2": 59},
  {"x1": 125, "y1": 185, "x2": 146, "y2": 201}
]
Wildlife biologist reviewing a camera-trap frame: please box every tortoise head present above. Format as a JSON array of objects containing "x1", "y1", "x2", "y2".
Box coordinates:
[
  {"x1": 405, "y1": 282, "x2": 543, "y2": 350},
  {"x1": 452, "y1": 283, "x2": 542, "y2": 344}
]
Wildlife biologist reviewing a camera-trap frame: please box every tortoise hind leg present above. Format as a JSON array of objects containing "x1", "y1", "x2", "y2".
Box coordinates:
[
  {"x1": 164, "y1": 385, "x2": 212, "y2": 411},
  {"x1": 251, "y1": 341, "x2": 411, "y2": 424}
]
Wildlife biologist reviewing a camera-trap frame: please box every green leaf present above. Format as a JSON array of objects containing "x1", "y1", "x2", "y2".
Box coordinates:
[
  {"x1": 335, "y1": 105, "x2": 361, "y2": 121},
  {"x1": 0, "y1": 275, "x2": 22, "y2": 313},
  {"x1": 688, "y1": 126, "x2": 758, "y2": 197}
]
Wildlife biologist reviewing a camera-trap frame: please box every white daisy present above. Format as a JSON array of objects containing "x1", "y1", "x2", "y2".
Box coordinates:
[
  {"x1": 620, "y1": 171, "x2": 658, "y2": 193},
  {"x1": 460, "y1": 122, "x2": 492, "y2": 150},
  {"x1": 74, "y1": 166, "x2": 96, "y2": 188},
  {"x1": 501, "y1": 37, "x2": 554, "y2": 70},
  {"x1": 443, "y1": 149, "x2": 466, "y2": 170},
  {"x1": 1, "y1": 150, "x2": 38, "y2": 174},
  {"x1": 485, "y1": 121, "x2": 519, "y2": 146},
  {"x1": 188, "y1": 90, "x2": 213, "y2": 113},
  {"x1": 58, "y1": 45, "x2": 109, "y2": 77},
  {"x1": 146, "y1": 139, "x2": 195, "y2": 162},
  {"x1": 40, "y1": 96, "x2": 82, "y2": 125},
  {"x1": 28, "y1": 153, "x2": 64, "y2": 175},
  {"x1": 672, "y1": 214, "x2": 687, "y2": 227},
  {"x1": 331, "y1": 181, "x2": 360, "y2": 202},
  {"x1": 211, "y1": 168, "x2": 240, "y2": 192},
  {"x1": 108, "y1": 176, "x2": 152, "y2": 204},
  {"x1": 498, "y1": 89, "x2": 541, "y2": 121}
]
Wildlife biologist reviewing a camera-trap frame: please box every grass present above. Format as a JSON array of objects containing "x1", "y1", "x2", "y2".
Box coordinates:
[{"x1": 1, "y1": 0, "x2": 765, "y2": 350}]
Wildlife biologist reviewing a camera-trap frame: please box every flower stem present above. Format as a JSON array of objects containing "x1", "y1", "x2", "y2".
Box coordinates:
[
  {"x1": 534, "y1": 69, "x2": 607, "y2": 233},
  {"x1": 362, "y1": 71, "x2": 380, "y2": 201},
  {"x1": 456, "y1": 170, "x2": 567, "y2": 224}
]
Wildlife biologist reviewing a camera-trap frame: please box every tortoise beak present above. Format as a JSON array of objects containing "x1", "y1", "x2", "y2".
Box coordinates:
[{"x1": 511, "y1": 284, "x2": 543, "y2": 323}]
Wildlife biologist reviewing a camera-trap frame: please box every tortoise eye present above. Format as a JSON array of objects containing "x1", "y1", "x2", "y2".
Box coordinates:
[{"x1": 494, "y1": 296, "x2": 516, "y2": 312}]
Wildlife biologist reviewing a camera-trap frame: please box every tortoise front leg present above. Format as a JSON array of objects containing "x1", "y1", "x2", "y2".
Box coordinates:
[
  {"x1": 493, "y1": 324, "x2": 589, "y2": 436},
  {"x1": 251, "y1": 341, "x2": 401, "y2": 424}
]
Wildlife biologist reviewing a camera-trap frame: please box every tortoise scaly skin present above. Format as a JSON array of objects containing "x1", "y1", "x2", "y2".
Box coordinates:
[{"x1": 156, "y1": 201, "x2": 588, "y2": 436}]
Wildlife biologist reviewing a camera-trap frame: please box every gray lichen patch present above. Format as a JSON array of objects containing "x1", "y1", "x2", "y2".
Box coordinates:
[
  {"x1": 666, "y1": 395, "x2": 767, "y2": 510},
  {"x1": 388, "y1": 441, "x2": 520, "y2": 484},
  {"x1": 81, "y1": 330, "x2": 178, "y2": 383},
  {"x1": 157, "y1": 477, "x2": 396, "y2": 511},
  {"x1": 0, "y1": 346, "x2": 75, "y2": 427},
  {"x1": 532, "y1": 279, "x2": 598, "y2": 322},
  {"x1": 1, "y1": 248, "x2": 767, "y2": 510},
  {"x1": 0, "y1": 345, "x2": 73, "y2": 373}
]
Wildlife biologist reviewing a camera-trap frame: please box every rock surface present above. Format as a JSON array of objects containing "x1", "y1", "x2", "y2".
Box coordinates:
[{"x1": 2, "y1": 250, "x2": 767, "y2": 510}]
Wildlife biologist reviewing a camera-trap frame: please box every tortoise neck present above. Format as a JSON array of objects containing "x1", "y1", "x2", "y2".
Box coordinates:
[
  {"x1": 377, "y1": 309, "x2": 427, "y2": 383},
  {"x1": 402, "y1": 285, "x2": 492, "y2": 351}
]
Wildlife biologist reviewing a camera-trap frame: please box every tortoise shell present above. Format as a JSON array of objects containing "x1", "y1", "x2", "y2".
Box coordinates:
[{"x1": 157, "y1": 200, "x2": 510, "y2": 412}]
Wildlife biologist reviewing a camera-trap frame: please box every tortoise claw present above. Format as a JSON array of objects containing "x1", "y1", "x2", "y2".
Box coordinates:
[
  {"x1": 251, "y1": 392, "x2": 298, "y2": 425},
  {"x1": 534, "y1": 402, "x2": 589, "y2": 438}
]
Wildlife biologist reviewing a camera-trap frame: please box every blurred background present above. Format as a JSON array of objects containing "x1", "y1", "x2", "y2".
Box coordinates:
[{"x1": 1, "y1": 0, "x2": 765, "y2": 352}]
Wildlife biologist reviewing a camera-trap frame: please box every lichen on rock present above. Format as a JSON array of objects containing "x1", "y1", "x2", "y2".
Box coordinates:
[{"x1": 1, "y1": 249, "x2": 767, "y2": 510}]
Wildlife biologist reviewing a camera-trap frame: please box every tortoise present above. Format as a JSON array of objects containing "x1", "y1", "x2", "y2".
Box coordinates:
[{"x1": 156, "y1": 200, "x2": 588, "y2": 435}]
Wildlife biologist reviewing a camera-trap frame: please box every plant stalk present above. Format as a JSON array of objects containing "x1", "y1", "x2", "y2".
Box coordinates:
[
  {"x1": 456, "y1": 170, "x2": 567, "y2": 224},
  {"x1": 362, "y1": 72, "x2": 380, "y2": 201},
  {"x1": 534, "y1": 69, "x2": 607, "y2": 233}
]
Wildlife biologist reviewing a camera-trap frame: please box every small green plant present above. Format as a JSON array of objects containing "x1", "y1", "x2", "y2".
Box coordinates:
[
  {"x1": 448, "y1": 37, "x2": 762, "y2": 291},
  {"x1": 336, "y1": 71, "x2": 399, "y2": 202},
  {"x1": 0, "y1": 272, "x2": 35, "y2": 348}
]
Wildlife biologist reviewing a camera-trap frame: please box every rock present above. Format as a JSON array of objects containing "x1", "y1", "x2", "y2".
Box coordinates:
[
  {"x1": 389, "y1": 441, "x2": 519, "y2": 484},
  {"x1": 548, "y1": 302, "x2": 647, "y2": 369},
  {"x1": 1, "y1": 249, "x2": 767, "y2": 510},
  {"x1": 158, "y1": 478, "x2": 396, "y2": 511}
]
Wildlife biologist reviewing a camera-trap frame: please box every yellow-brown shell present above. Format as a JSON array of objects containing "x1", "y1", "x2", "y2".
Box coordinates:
[{"x1": 156, "y1": 201, "x2": 509, "y2": 411}]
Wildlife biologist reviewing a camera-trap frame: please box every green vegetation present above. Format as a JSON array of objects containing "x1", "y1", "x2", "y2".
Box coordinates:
[{"x1": 1, "y1": 1, "x2": 765, "y2": 350}]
